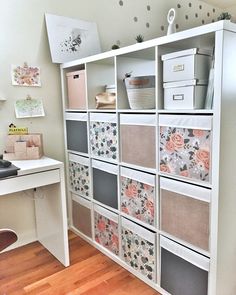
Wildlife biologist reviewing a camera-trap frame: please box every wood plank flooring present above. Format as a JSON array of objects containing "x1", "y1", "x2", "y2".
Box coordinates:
[{"x1": 0, "y1": 231, "x2": 160, "y2": 295}]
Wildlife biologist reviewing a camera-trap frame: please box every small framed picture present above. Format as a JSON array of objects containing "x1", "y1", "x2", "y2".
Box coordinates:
[{"x1": 11, "y1": 63, "x2": 41, "y2": 87}]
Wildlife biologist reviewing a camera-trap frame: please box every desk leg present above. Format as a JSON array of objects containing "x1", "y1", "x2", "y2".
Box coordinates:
[{"x1": 34, "y1": 168, "x2": 69, "y2": 267}]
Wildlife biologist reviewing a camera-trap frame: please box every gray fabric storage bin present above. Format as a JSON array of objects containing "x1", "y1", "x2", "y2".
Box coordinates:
[
  {"x1": 65, "y1": 112, "x2": 88, "y2": 154},
  {"x1": 92, "y1": 159, "x2": 118, "y2": 209},
  {"x1": 160, "y1": 236, "x2": 209, "y2": 295}
]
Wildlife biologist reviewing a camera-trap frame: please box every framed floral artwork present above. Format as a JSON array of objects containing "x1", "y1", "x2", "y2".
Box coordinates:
[
  {"x1": 11, "y1": 63, "x2": 41, "y2": 87},
  {"x1": 45, "y1": 13, "x2": 101, "y2": 63}
]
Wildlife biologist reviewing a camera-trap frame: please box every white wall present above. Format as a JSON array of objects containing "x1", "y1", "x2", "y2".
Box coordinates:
[{"x1": 0, "y1": 0, "x2": 222, "y2": 247}]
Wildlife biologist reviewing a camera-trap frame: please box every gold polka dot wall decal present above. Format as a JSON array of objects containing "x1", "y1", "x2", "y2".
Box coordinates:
[
  {"x1": 176, "y1": 24, "x2": 179, "y2": 29},
  {"x1": 119, "y1": 0, "x2": 123, "y2": 6},
  {"x1": 195, "y1": 13, "x2": 198, "y2": 18},
  {"x1": 177, "y1": 4, "x2": 181, "y2": 8},
  {"x1": 146, "y1": 22, "x2": 150, "y2": 28},
  {"x1": 213, "y1": 8, "x2": 216, "y2": 13},
  {"x1": 189, "y1": 2, "x2": 192, "y2": 7},
  {"x1": 147, "y1": 5, "x2": 151, "y2": 11},
  {"x1": 161, "y1": 25, "x2": 165, "y2": 31},
  {"x1": 134, "y1": 16, "x2": 138, "y2": 22},
  {"x1": 199, "y1": 5, "x2": 202, "y2": 9},
  {"x1": 207, "y1": 12, "x2": 210, "y2": 17},
  {"x1": 185, "y1": 15, "x2": 189, "y2": 20},
  {"x1": 202, "y1": 19, "x2": 205, "y2": 24}
]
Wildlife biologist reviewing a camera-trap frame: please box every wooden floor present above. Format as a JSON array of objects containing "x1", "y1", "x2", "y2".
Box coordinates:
[{"x1": 0, "y1": 231, "x2": 160, "y2": 295}]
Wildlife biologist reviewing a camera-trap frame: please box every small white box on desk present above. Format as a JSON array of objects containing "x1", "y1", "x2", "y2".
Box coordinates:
[
  {"x1": 164, "y1": 79, "x2": 207, "y2": 109},
  {"x1": 162, "y1": 48, "x2": 211, "y2": 82}
]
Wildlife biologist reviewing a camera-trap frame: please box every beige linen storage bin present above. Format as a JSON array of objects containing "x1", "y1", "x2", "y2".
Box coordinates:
[
  {"x1": 72, "y1": 194, "x2": 92, "y2": 238},
  {"x1": 66, "y1": 70, "x2": 86, "y2": 109},
  {"x1": 162, "y1": 48, "x2": 211, "y2": 83},
  {"x1": 120, "y1": 114, "x2": 156, "y2": 169},
  {"x1": 164, "y1": 79, "x2": 207, "y2": 109},
  {"x1": 160, "y1": 177, "x2": 210, "y2": 251}
]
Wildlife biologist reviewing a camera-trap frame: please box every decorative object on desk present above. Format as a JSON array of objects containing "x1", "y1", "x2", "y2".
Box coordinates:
[
  {"x1": 8, "y1": 126, "x2": 28, "y2": 135},
  {"x1": 217, "y1": 12, "x2": 231, "y2": 21},
  {"x1": 45, "y1": 13, "x2": 101, "y2": 63},
  {"x1": 167, "y1": 8, "x2": 176, "y2": 35},
  {"x1": 135, "y1": 34, "x2": 144, "y2": 43},
  {"x1": 0, "y1": 158, "x2": 20, "y2": 178},
  {"x1": 3, "y1": 133, "x2": 43, "y2": 160},
  {"x1": 0, "y1": 159, "x2": 11, "y2": 168},
  {"x1": 124, "y1": 75, "x2": 155, "y2": 109},
  {"x1": 95, "y1": 92, "x2": 116, "y2": 109},
  {"x1": 11, "y1": 63, "x2": 41, "y2": 87},
  {"x1": 14, "y1": 95, "x2": 45, "y2": 118}
]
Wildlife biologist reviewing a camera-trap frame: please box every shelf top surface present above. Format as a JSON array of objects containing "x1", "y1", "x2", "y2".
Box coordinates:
[{"x1": 61, "y1": 20, "x2": 236, "y2": 69}]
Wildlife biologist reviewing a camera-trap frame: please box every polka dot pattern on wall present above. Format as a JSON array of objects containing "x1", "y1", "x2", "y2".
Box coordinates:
[{"x1": 116, "y1": 0, "x2": 220, "y2": 45}]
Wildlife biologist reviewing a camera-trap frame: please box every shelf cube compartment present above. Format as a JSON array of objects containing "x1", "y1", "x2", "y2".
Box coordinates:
[
  {"x1": 161, "y1": 48, "x2": 211, "y2": 83},
  {"x1": 66, "y1": 70, "x2": 86, "y2": 109},
  {"x1": 160, "y1": 235, "x2": 209, "y2": 295},
  {"x1": 121, "y1": 217, "x2": 156, "y2": 282},
  {"x1": 94, "y1": 204, "x2": 119, "y2": 255},
  {"x1": 120, "y1": 167, "x2": 156, "y2": 226},
  {"x1": 65, "y1": 112, "x2": 88, "y2": 154},
  {"x1": 72, "y1": 194, "x2": 92, "y2": 238},
  {"x1": 90, "y1": 113, "x2": 118, "y2": 161},
  {"x1": 160, "y1": 177, "x2": 210, "y2": 251},
  {"x1": 120, "y1": 114, "x2": 156, "y2": 169},
  {"x1": 68, "y1": 153, "x2": 90, "y2": 198},
  {"x1": 159, "y1": 114, "x2": 212, "y2": 184},
  {"x1": 92, "y1": 159, "x2": 118, "y2": 209}
]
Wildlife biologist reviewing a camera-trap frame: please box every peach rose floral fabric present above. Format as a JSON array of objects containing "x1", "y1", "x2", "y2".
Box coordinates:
[
  {"x1": 120, "y1": 176, "x2": 155, "y2": 226},
  {"x1": 94, "y1": 211, "x2": 119, "y2": 255},
  {"x1": 159, "y1": 126, "x2": 211, "y2": 183}
]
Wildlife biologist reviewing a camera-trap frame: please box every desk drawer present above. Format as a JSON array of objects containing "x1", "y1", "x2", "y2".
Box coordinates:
[{"x1": 0, "y1": 169, "x2": 60, "y2": 195}]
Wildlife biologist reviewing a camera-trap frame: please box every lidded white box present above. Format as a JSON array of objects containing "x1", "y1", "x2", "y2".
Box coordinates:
[
  {"x1": 162, "y1": 48, "x2": 211, "y2": 83},
  {"x1": 163, "y1": 79, "x2": 207, "y2": 109}
]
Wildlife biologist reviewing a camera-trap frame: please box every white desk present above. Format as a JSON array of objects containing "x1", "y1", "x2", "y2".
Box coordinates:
[{"x1": 0, "y1": 157, "x2": 69, "y2": 267}]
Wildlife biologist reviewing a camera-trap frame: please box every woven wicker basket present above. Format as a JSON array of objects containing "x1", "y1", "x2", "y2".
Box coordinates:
[{"x1": 125, "y1": 75, "x2": 155, "y2": 109}]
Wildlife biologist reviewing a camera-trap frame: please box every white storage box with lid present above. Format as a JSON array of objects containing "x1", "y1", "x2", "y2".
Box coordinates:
[
  {"x1": 162, "y1": 48, "x2": 211, "y2": 82},
  {"x1": 66, "y1": 70, "x2": 86, "y2": 109},
  {"x1": 163, "y1": 79, "x2": 208, "y2": 109}
]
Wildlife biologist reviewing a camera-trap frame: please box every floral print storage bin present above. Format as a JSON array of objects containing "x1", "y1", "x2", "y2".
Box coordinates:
[
  {"x1": 72, "y1": 194, "x2": 92, "y2": 238},
  {"x1": 92, "y1": 159, "x2": 118, "y2": 209},
  {"x1": 65, "y1": 112, "x2": 88, "y2": 154},
  {"x1": 120, "y1": 114, "x2": 156, "y2": 169},
  {"x1": 160, "y1": 177, "x2": 210, "y2": 252},
  {"x1": 160, "y1": 235, "x2": 209, "y2": 295},
  {"x1": 94, "y1": 204, "x2": 119, "y2": 256},
  {"x1": 121, "y1": 217, "x2": 156, "y2": 282},
  {"x1": 90, "y1": 113, "x2": 118, "y2": 161},
  {"x1": 159, "y1": 115, "x2": 212, "y2": 184},
  {"x1": 120, "y1": 167, "x2": 156, "y2": 226},
  {"x1": 68, "y1": 153, "x2": 90, "y2": 198}
]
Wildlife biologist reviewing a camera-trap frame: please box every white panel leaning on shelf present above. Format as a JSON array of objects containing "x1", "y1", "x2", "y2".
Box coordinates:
[{"x1": 60, "y1": 20, "x2": 236, "y2": 295}]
